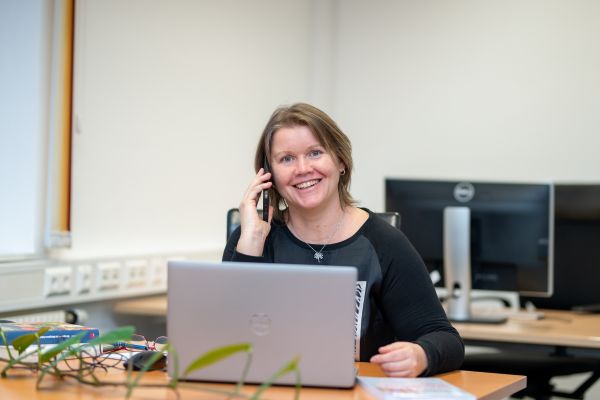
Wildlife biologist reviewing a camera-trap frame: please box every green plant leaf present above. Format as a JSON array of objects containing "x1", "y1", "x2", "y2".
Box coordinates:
[
  {"x1": 12, "y1": 326, "x2": 51, "y2": 354},
  {"x1": 167, "y1": 344, "x2": 179, "y2": 388},
  {"x1": 38, "y1": 326, "x2": 52, "y2": 336},
  {"x1": 233, "y1": 348, "x2": 253, "y2": 395},
  {"x1": 36, "y1": 327, "x2": 112, "y2": 388},
  {"x1": 39, "y1": 332, "x2": 86, "y2": 363},
  {"x1": 183, "y1": 343, "x2": 252, "y2": 377},
  {"x1": 1, "y1": 327, "x2": 56, "y2": 377},
  {"x1": 125, "y1": 350, "x2": 167, "y2": 399},
  {"x1": 0, "y1": 329, "x2": 15, "y2": 363},
  {"x1": 85, "y1": 325, "x2": 135, "y2": 346},
  {"x1": 11, "y1": 334, "x2": 37, "y2": 354},
  {"x1": 251, "y1": 356, "x2": 301, "y2": 400}
]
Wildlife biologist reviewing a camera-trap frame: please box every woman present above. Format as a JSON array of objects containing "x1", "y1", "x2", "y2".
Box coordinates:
[{"x1": 223, "y1": 103, "x2": 464, "y2": 377}]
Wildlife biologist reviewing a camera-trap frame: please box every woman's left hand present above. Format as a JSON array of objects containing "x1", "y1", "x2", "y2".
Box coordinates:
[{"x1": 369, "y1": 341, "x2": 428, "y2": 377}]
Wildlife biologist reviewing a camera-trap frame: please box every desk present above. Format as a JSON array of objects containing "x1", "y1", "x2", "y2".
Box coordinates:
[
  {"x1": 113, "y1": 295, "x2": 168, "y2": 317},
  {"x1": 114, "y1": 296, "x2": 600, "y2": 350},
  {"x1": 110, "y1": 295, "x2": 528, "y2": 398},
  {"x1": 0, "y1": 361, "x2": 524, "y2": 400},
  {"x1": 453, "y1": 309, "x2": 600, "y2": 349},
  {"x1": 453, "y1": 309, "x2": 600, "y2": 399}
]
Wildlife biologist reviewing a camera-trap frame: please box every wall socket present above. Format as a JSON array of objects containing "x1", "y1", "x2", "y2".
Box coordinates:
[
  {"x1": 75, "y1": 264, "x2": 93, "y2": 294},
  {"x1": 125, "y1": 259, "x2": 148, "y2": 288},
  {"x1": 150, "y1": 258, "x2": 168, "y2": 289},
  {"x1": 44, "y1": 266, "x2": 73, "y2": 297},
  {"x1": 96, "y1": 262, "x2": 121, "y2": 291}
]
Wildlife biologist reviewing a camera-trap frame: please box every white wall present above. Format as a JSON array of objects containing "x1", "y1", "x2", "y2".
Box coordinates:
[
  {"x1": 333, "y1": 0, "x2": 600, "y2": 210},
  {"x1": 65, "y1": 0, "x2": 317, "y2": 258},
  {"x1": 63, "y1": 0, "x2": 600, "y2": 259}
]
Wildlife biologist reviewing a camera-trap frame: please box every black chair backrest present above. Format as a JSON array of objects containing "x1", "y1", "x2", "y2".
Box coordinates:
[
  {"x1": 375, "y1": 211, "x2": 401, "y2": 230},
  {"x1": 226, "y1": 208, "x2": 241, "y2": 241},
  {"x1": 226, "y1": 208, "x2": 400, "y2": 241}
]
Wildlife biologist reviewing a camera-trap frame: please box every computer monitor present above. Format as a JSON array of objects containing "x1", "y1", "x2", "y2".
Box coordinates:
[
  {"x1": 385, "y1": 179, "x2": 553, "y2": 322},
  {"x1": 521, "y1": 184, "x2": 600, "y2": 311}
]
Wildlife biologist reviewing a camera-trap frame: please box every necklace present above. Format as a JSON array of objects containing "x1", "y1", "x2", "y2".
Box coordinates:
[{"x1": 289, "y1": 212, "x2": 344, "y2": 263}]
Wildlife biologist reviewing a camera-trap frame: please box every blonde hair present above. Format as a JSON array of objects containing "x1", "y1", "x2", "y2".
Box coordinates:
[{"x1": 254, "y1": 103, "x2": 355, "y2": 222}]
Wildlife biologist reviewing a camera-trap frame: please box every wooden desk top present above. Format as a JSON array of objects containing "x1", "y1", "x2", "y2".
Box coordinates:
[
  {"x1": 0, "y1": 361, "x2": 525, "y2": 400},
  {"x1": 113, "y1": 295, "x2": 168, "y2": 317},
  {"x1": 453, "y1": 309, "x2": 600, "y2": 349},
  {"x1": 113, "y1": 296, "x2": 600, "y2": 349}
]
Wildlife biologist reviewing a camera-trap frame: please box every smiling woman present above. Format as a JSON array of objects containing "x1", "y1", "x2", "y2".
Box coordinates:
[
  {"x1": 254, "y1": 103, "x2": 355, "y2": 225},
  {"x1": 270, "y1": 125, "x2": 344, "y2": 219},
  {"x1": 222, "y1": 103, "x2": 465, "y2": 378}
]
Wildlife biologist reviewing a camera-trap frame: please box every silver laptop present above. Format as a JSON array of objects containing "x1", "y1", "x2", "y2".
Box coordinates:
[{"x1": 167, "y1": 260, "x2": 357, "y2": 388}]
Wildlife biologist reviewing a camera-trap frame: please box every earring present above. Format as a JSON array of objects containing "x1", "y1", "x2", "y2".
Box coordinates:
[{"x1": 340, "y1": 169, "x2": 346, "y2": 176}]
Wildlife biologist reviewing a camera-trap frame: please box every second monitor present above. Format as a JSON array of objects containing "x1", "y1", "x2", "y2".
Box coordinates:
[{"x1": 385, "y1": 179, "x2": 553, "y2": 321}]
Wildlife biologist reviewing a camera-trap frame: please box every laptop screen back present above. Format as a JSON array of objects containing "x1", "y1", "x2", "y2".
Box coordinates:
[{"x1": 167, "y1": 260, "x2": 357, "y2": 388}]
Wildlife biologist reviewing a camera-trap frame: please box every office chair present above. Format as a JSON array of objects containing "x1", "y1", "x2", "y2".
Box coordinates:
[
  {"x1": 374, "y1": 211, "x2": 401, "y2": 229},
  {"x1": 226, "y1": 209, "x2": 401, "y2": 241},
  {"x1": 462, "y1": 348, "x2": 600, "y2": 399},
  {"x1": 226, "y1": 208, "x2": 247, "y2": 241}
]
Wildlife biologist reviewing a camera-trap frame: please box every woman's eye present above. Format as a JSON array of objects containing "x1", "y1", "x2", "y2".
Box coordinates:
[
  {"x1": 281, "y1": 155, "x2": 294, "y2": 164},
  {"x1": 308, "y1": 150, "x2": 323, "y2": 158}
]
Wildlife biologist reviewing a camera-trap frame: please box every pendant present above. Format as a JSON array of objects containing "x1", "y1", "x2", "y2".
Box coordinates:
[{"x1": 313, "y1": 252, "x2": 324, "y2": 262}]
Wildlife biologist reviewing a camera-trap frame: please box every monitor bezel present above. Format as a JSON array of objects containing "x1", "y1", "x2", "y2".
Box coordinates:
[{"x1": 384, "y1": 178, "x2": 554, "y2": 298}]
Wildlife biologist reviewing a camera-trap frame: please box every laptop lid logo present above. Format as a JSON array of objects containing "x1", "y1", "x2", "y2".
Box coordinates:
[{"x1": 249, "y1": 313, "x2": 271, "y2": 336}]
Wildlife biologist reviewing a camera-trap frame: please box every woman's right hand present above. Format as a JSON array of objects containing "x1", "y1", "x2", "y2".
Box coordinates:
[{"x1": 235, "y1": 168, "x2": 273, "y2": 256}]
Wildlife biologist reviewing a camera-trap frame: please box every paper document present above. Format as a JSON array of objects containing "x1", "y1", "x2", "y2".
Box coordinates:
[{"x1": 358, "y1": 376, "x2": 476, "y2": 399}]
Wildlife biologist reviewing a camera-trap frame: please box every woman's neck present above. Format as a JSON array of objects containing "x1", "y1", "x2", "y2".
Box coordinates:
[{"x1": 286, "y1": 203, "x2": 347, "y2": 244}]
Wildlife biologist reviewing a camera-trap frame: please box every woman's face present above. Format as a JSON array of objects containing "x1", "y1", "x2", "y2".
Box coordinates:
[{"x1": 270, "y1": 125, "x2": 344, "y2": 214}]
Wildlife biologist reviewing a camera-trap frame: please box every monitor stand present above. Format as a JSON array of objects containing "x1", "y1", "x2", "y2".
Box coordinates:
[{"x1": 443, "y1": 206, "x2": 507, "y2": 324}]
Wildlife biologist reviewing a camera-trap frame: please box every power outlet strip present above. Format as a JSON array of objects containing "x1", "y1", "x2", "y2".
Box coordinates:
[
  {"x1": 0, "y1": 250, "x2": 222, "y2": 314},
  {"x1": 44, "y1": 266, "x2": 73, "y2": 297},
  {"x1": 124, "y1": 259, "x2": 148, "y2": 288},
  {"x1": 96, "y1": 262, "x2": 121, "y2": 291}
]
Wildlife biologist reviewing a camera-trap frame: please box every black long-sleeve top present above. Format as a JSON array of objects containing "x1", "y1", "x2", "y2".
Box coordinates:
[{"x1": 222, "y1": 208, "x2": 464, "y2": 376}]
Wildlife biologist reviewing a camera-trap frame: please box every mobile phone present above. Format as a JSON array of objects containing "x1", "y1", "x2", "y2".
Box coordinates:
[{"x1": 262, "y1": 158, "x2": 270, "y2": 222}]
